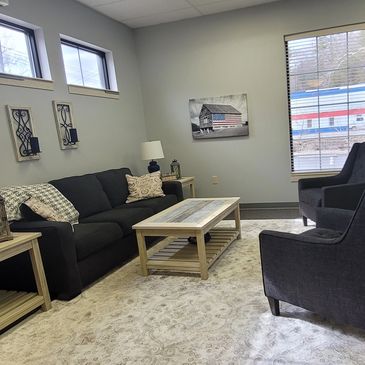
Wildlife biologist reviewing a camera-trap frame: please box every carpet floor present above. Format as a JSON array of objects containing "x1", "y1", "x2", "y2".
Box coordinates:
[{"x1": 1, "y1": 219, "x2": 365, "y2": 365}]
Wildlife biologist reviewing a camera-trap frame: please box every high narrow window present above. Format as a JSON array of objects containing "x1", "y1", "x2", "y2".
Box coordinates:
[
  {"x1": 61, "y1": 39, "x2": 110, "y2": 90},
  {"x1": 286, "y1": 24, "x2": 365, "y2": 173},
  {"x1": 0, "y1": 19, "x2": 41, "y2": 78}
]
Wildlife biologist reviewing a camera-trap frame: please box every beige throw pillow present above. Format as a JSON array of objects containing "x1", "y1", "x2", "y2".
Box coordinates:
[
  {"x1": 126, "y1": 172, "x2": 165, "y2": 203},
  {"x1": 24, "y1": 197, "x2": 63, "y2": 222}
]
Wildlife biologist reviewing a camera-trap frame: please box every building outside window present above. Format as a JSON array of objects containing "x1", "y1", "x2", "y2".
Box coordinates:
[
  {"x1": 286, "y1": 24, "x2": 365, "y2": 173},
  {"x1": 61, "y1": 39, "x2": 110, "y2": 90},
  {"x1": 0, "y1": 19, "x2": 41, "y2": 78}
]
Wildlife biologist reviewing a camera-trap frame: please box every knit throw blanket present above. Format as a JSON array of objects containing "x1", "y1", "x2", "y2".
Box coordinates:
[{"x1": 0, "y1": 183, "x2": 79, "y2": 224}]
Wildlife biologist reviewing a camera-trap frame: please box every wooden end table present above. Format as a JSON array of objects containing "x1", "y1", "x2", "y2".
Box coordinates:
[
  {"x1": 0, "y1": 232, "x2": 51, "y2": 331},
  {"x1": 133, "y1": 197, "x2": 241, "y2": 279},
  {"x1": 177, "y1": 177, "x2": 196, "y2": 197}
]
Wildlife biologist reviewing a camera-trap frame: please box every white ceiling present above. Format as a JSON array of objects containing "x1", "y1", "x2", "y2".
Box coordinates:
[{"x1": 76, "y1": 0, "x2": 281, "y2": 28}]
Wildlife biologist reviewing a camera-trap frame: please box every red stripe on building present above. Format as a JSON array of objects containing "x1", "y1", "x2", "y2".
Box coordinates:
[{"x1": 291, "y1": 108, "x2": 365, "y2": 120}]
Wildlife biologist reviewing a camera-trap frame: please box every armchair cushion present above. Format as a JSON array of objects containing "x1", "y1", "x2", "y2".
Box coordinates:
[
  {"x1": 299, "y1": 228, "x2": 343, "y2": 239},
  {"x1": 316, "y1": 207, "x2": 354, "y2": 232}
]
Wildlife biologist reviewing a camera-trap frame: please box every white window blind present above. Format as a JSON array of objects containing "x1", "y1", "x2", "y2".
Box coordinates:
[{"x1": 286, "y1": 24, "x2": 365, "y2": 173}]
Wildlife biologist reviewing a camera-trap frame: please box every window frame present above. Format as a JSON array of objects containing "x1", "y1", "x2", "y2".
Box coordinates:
[
  {"x1": 0, "y1": 18, "x2": 42, "y2": 78},
  {"x1": 60, "y1": 38, "x2": 110, "y2": 90},
  {"x1": 285, "y1": 22, "x2": 365, "y2": 176}
]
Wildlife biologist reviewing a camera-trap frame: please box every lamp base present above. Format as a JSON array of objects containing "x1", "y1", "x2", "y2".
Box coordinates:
[{"x1": 148, "y1": 160, "x2": 160, "y2": 173}]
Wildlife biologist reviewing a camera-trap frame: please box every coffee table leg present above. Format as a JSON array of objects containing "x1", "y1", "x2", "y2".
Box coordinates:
[
  {"x1": 234, "y1": 204, "x2": 242, "y2": 239},
  {"x1": 196, "y1": 232, "x2": 208, "y2": 280},
  {"x1": 136, "y1": 231, "x2": 148, "y2": 276}
]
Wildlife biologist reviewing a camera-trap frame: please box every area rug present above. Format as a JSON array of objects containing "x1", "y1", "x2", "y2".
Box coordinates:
[{"x1": 1, "y1": 219, "x2": 365, "y2": 365}]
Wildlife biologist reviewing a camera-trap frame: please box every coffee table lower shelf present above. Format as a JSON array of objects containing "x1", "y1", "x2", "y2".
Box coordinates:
[{"x1": 147, "y1": 229, "x2": 239, "y2": 275}]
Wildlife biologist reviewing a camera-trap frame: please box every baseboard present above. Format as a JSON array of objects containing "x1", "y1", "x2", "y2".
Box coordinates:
[{"x1": 239, "y1": 202, "x2": 299, "y2": 210}]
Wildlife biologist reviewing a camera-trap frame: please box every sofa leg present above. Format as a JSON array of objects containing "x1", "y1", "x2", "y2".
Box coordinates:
[
  {"x1": 302, "y1": 216, "x2": 308, "y2": 226},
  {"x1": 268, "y1": 297, "x2": 280, "y2": 316}
]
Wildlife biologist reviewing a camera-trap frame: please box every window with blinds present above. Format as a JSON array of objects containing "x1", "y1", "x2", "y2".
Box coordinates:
[{"x1": 285, "y1": 24, "x2": 365, "y2": 173}]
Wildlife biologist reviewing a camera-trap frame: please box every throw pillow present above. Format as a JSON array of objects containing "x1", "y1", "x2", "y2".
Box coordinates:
[
  {"x1": 126, "y1": 171, "x2": 165, "y2": 203},
  {"x1": 23, "y1": 197, "x2": 63, "y2": 222}
]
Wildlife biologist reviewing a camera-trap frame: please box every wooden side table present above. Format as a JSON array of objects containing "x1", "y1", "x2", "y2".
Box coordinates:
[
  {"x1": 0, "y1": 232, "x2": 51, "y2": 331},
  {"x1": 177, "y1": 176, "x2": 196, "y2": 197}
]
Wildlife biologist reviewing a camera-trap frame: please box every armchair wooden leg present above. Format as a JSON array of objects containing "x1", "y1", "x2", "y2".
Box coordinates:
[
  {"x1": 268, "y1": 297, "x2": 280, "y2": 316},
  {"x1": 302, "y1": 216, "x2": 308, "y2": 226}
]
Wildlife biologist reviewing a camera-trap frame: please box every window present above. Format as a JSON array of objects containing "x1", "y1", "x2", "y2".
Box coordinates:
[
  {"x1": 286, "y1": 24, "x2": 365, "y2": 173},
  {"x1": 61, "y1": 39, "x2": 110, "y2": 90},
  {"x1": 0, "y1": 19, "x2": 41, "y2": 78}
]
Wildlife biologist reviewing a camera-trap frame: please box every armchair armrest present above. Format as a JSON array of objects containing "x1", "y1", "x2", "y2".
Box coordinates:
[
  {"x1": 8, "y1": 220, "x2": 82, "y2": 300},
  {"x1": 322, "y1": 182, "x2": 365, "y2": 209},
  {"x1": 298, "y1": 173, "x2": 346, "y2": 190},
  {"x1": 316, "y1": 207, "x2": 354, "y2": 231},
  {"x1": 162, "y1": 181, "x2": 184, "y2": 201},
  {"x1": 259, "y1": 229, "x2": 341, "y2": 304}
]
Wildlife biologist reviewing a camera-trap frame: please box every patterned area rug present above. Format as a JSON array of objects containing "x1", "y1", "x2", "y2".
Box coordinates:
[{"x1": 1, "y1": 219, "x2": 365, "y2": 364}]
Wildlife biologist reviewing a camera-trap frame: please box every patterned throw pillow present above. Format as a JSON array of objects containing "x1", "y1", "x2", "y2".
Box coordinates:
[
  {"x1": 0, "y1": 183, "x2": 79, "y2": 224},
  {"x1": 126, "y1": 172, "x2": 165, "y2": 203},
  {"x1": 24, "y1": 197, "x2": 63, "y2": 222}
]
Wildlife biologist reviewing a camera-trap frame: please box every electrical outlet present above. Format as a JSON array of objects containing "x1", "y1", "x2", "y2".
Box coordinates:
[{"x1": 212, "y1": 175, "x2": 219, "y2": 185}]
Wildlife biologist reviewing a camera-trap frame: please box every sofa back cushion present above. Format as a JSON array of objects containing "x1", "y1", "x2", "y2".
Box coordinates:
[
  {"x1": 95, "y1": 168, "x2": 131, "y2": 207},
  {"x1": 50, "y1": 175, "x2": 112, "y2": 218}
]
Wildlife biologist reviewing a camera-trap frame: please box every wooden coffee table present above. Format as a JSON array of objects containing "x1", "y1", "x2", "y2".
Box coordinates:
[{"x1": 133, "y1": 197, "x2": 241, "y2": 279}]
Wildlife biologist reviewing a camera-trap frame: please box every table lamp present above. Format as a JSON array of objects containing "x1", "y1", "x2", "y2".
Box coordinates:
[{"x1": 141, "y1": 140, "x2": 164, "y2": 173}]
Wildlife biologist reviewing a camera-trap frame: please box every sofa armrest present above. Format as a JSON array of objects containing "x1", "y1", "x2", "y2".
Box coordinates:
[
  {"x1": 322, "y1": 182, "x2": 365, "y2": 209},
  {"x1": 162, "y1": 181, "x2": 184, "y2": 201},
  {"x1": 316, "y1": 207, "x2": 354, "y2": 231},
  {"x1": 8, "y1": 220, "x2": 82, "y2": 300}
]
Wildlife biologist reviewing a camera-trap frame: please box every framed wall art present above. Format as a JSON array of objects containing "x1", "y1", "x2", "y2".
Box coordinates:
[
  {"x1": 189, "y1": 93, "x2": 249, "y2": 140},
  {"x1": 53, "y1": 101, "x2": 79, "y2": 150},
  {"x1": 6, "y1": 105, "x2": 41, "y2": 162}
]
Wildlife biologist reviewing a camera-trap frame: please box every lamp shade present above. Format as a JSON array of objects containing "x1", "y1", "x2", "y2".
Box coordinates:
[{"x1": 141, "y1": 141, "x2": 164, "y2": 160}]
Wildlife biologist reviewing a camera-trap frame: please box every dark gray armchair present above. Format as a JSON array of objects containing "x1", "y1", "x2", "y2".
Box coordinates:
[
  {"x1": 298, "y1": 142, "x2": 365, "y2": 226},
  {"x1": 259, "y1": 192, "x2": 365, "y2": 330}
]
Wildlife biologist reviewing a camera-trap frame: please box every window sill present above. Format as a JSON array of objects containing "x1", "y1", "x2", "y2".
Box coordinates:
[
  {"x1": 67, "y1": 84, "x2": 119, "y2": 99},
  {"x1": 291, "y1": 170, "x2": 340, "y2": 182},
  {"x1": 0, "y1": 75, "x2": 54, "y2": 90}
]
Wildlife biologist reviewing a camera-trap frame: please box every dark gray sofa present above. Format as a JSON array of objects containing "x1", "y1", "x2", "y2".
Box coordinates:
[{"x1": 0, "y1": 168, "x2": 183, "y2": 300}]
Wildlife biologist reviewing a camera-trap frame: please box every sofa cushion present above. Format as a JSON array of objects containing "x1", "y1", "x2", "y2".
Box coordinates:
[
  {"x1": 118, "y1": 195, "x2": 177, "y2": 214},
  {"x1": 73, "y1": 222, "x2": 123, "y2": 261},
  {"x1": 96, "y1": 168, "x2": 131, "y2": 207},
  {"x1": 50, "y1": 175, "x2": 112, "y2": 219},
  {"x1": 80, "y1": 207, "x2": 153, "y2": 235},
  {"x1": 299, "y1": 188, "x2": 322, "y2": 207}
]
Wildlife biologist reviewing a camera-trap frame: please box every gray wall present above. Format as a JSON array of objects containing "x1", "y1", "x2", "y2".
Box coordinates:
[
  {"x1": 135, "y1": 0, "x2": 365, "y2": 203},
  {"x1": 0, "y1": 0, "x2": 147, "y2": 186}
]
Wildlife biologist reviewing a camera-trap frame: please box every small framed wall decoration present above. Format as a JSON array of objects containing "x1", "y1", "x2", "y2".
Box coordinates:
[
  {"x1": 52, "y1": 101, "x2": 79, "y2": 150},
  {"x1": 6, "y1": 105, "x2": 41, "y2": 162}
]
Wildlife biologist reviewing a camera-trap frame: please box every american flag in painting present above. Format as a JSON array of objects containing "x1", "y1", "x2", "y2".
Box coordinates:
[
  {"x1": 212, "y1": 113, "x2": 242, "y2": 128},
  {"x1": 199, "y1": 104, "x2": 242, "y2": 130}
]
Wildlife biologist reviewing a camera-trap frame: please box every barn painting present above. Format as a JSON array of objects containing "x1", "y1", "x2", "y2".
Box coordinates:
[{"x1": 189, "y1": 93, "x2": 248, "y2": 140}]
